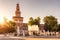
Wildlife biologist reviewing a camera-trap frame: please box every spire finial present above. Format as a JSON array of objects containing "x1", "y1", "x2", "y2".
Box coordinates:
[{"x1": 16, "y1": 3, "x2": 20, "y2": 11}]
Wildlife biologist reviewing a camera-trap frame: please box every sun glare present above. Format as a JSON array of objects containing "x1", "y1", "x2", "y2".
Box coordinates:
[
  {"x1": 0, "y1": 16, "x2": 4, "y2": 24},
  {"x1": 0, "y1": 16, "x2": 12, "y2": 24}
]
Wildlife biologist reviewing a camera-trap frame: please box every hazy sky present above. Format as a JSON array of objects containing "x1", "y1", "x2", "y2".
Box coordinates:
[{"x1": 0, "y1": 0, "x2": 60, "y2": 24}]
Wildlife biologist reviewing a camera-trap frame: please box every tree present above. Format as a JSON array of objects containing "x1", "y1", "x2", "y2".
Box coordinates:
[
  {"x1": 8, "y1": 21, "x2": 16, "y2": 33},
  {"x1": 0, "y1": 17, "x2": 9, "y2": 34},
  {"x1": 28, "y1": 17, "x2": 34, "y2": 26},
  {"x1": 34, "y1": 17, "x2": 40, "y2": 26},
  {"x1": 43, "y1": 16, "x2": 58, "y2": 32},
  {"x1": 4, "y1": 17, "x2": 7, "y2": 23},
  {"x1": 28, "y1": 17, "x2": 40, "y2": 26},
  {"x1": 58, "y1": 24, "x2": 60, "y2": 32},
  {"x1": 0, "y1": 17, "x2": 16, "y2": 33}
]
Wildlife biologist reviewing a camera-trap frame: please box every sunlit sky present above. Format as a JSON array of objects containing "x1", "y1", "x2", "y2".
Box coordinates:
[{"x1": 0, "y1": 0, "x2": 60, "y2": 24}]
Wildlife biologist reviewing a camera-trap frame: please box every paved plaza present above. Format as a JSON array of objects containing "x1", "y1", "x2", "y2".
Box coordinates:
[{"x1": 0, "y1": 36, "x2": 60, "y2": 40}]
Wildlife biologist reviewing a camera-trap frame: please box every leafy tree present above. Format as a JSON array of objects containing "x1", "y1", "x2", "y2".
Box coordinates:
[
  {"x1": 28, "y1": 17, "x2": 40, "y2": 26},
  {"x1": 0, "y1": 17, "x2": 8, "y2": 34},
  {"x1": 34, "y1": 17, "x2": 40, "y2": 26},
  {"x1": 28, "y1": 17, "x2": 34, "y2": 26},
  {"x1": 0, "y1": 17, "x2": 16, "y2": 33},
  {"x1": 58, "y1": 24, "x2": 60, "y2": 32},
  {"x1": 8, "y1": 21, "x2": 16, "y2": 33},
  {"x1": 43, "y1": 16, "x2": 58, "y2": 32},
  {"x1": 4, "y1": 17, "x2": 7, "y2": 23}
]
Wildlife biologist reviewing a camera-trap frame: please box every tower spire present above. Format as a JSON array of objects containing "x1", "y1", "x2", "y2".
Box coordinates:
[
  {"x1": 15, "y1": 3, "x2": 21, "y2": 17},
  {"x1": 13, "y1": 3, "x2": 23, "y2": 22}
]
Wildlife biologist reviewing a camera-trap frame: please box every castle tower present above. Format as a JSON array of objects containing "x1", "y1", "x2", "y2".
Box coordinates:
[
  {"x1": 15, "y1": 3, "x2": 21, "y2": 17},
  {"x1": 13, "y1": 3, "x2": 23, "y2": 27}
]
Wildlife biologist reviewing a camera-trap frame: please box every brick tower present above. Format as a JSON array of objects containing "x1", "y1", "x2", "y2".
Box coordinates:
[{"x1": 13, "y1": 3, "x2": 23, "y2": 28}]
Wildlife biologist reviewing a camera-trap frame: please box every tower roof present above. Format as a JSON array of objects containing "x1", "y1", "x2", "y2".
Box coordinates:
[{"x1": 15, "y1": 3, "x2": 21, "y2": 17}]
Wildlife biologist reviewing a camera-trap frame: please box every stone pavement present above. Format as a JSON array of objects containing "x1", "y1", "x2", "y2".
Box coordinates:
[
  {"x1": 0, "y1": 36, "x2": 60, "y2": 40},
  {"x1": 0, "y1": 37, "x2": 60, "y2": 40}
]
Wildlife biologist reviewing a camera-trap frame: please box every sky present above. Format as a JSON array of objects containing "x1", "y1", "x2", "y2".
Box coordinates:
[{"x1": 0, "y1": 0, "x2": 60, "y2": 24}]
